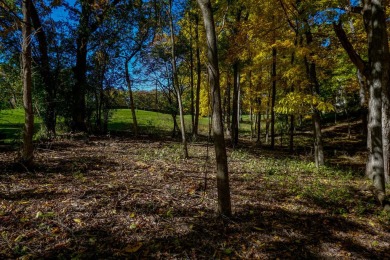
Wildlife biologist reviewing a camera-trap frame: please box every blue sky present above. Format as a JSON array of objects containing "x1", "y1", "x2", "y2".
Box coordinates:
[{"x1": 50, "y1": 0, "x2": 76, "y2": 22}]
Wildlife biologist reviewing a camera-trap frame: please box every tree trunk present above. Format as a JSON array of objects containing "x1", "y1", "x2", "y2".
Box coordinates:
[
  {"x1": 257, "y1": 98, "x2": 261, "y2": 144},
  {"x1": 304, "y1": 23, "x2": 324, "y2": 167},
  {"x1": 364, "y1": 0, "x2": 387, "y2": 202},
  {"x1": 358, "y1": 69, "x2": 369, "y2": 141},
  {"x1": 289, "y1": 115, "x2": 294, "y2": 152},
  {"x1": 231, "y1": 62, "x2": 239, "y2": 147},
  {"x1": 271, "y1": 47, "x2": 277, "y2": 149},
  {"x1": 72, "y1": 3, "x2": 90, "y2": 132},
  {"x1": 169, "y1": 0, "x2": 188, "y2": 158},
  {"x1": 265, "y1": 88, "x2": 271, "y2": 144},
  {"x1": 30, "y1": 1, "x2": 56, "y2": 137},
  {"x1": 193, "y1": 14, "x2": 201, "y2": 138},
  {"x1": 21, "y1": 0, "x2": 34, "y2": 166},
  {"x1": 225, "y1": 72, "x2": 231, "y2": 137},
  {"x1": 189, "y1": 21, "x2": 195, "y2": 135},
  {"x1": 334, "y1": 4, "x2": 387, "y2": 200},
  {"x1": 125, "y1": 60, "x2": 139, "y2": 137},
  {"x1": 197, "y1": 0, "x2": 231, "y2": 216}
]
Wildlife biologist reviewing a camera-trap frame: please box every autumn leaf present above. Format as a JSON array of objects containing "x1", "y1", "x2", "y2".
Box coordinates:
[
  {"x1": 73, "y1": 218, "x2": 83, "y2": 225},
  {"x1": 124, "y1": 242, "x2": 143, "y2": 253}
]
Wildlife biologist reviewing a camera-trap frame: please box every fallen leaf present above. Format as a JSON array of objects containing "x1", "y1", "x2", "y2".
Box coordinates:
[
  {"x1": 73, "y1": 218, "x2": 82, "y2": 224},
  {"x1": 253, "y1": 226, "x2": 264, "y2": 231},
  {"x1": 124, "y1": 242, "x2": 143, "y2": 253}
]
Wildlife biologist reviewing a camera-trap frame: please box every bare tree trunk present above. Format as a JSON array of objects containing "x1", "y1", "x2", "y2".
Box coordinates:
[
  {"x1": 169, "y1": 0, "x2": 188, "y2": 158},
  {"x1": 193, "y1": 14, "x2": 201, "y2": 138},
  {"x1": 197, "y1": 0, "x2": 231, "y2": 216},
  {"x1": 225, "y1": 72, "x2": 231, "y2": 137},
  {"x1": 72, "y1": 13, "x2": 88, "y2": 132},
  {"x1": 21, "y1": 0, "x2": 34, "y2": 166},
  {"x1": 125, "y1": 60, "x2": 138, "y2": 137},
  {"x1": 334, "y1": 3, "x2": 387, "y2": 201},
  {"x1": 304, "y1": 23, "x2": 324, "y2": 167},
  {"x1": 265, "y1": 88, "x2": 271, "y2": 144},
  {"x1": 256, "y1": 98, "x2": 261, "y2": 144},
  {"x1": 231, "y1": 62, "x2": 239, "y2": 148},
  {"x1": 289, "y1": 115, "x2": 294, "y2": 152},
  {"x1": 364, "y1": 0, "x2": 386, "y2": 202},
  {"x1": 30, "y1": 1, "x2": 56, "y2": 137},
  {"x1": 271, "y1": 47, "x2": 277, "y2": 149},
  {"x1": 189, "y1": 20, "x2": 195, "y2": 135},
  {"x1": 358, "y1": 70, "x2": 369, "y2": 141}
]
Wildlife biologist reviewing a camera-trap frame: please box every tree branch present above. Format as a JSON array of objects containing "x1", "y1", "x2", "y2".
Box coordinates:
[{"x1": 333, "y1": 21, "x2": 367, "y2": 76}]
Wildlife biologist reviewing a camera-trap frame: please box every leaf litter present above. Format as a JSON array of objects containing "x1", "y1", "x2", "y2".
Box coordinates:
[{"x1": 0, "y1": 132, "x2": 389, "y2": 259}]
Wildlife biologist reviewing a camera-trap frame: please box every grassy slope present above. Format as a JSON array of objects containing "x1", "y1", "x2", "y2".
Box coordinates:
[
  {"x1": 0, "y1": 108, "x2": 249, "y2": 139},
  {"x1": 109, "y1": 109, "x2": 212, "y2": 135}
]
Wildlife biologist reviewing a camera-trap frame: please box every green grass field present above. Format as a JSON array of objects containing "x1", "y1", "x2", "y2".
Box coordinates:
[
  {"x1": 0, "y1": 109, "x2": 246, "y2": 142},
  {"x1": 0, "y1": 109, "x2": 42, "y2": 143}
]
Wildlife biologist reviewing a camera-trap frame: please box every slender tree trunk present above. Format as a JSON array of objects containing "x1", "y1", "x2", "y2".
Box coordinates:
[
  {"x1": 308, "y1": 60, "x2": 324, "y2": 167},
  {"x1": 30, "y1": 1, "x2": 56, "y2": 136},
  {"x1": 193, "y1": 14, "x2": 201, "y2": 138},
  {"x1": 289, "y1": 115, "x2": 294, "y2": 152},
  {"x1": 271, "y1": 47, "x2": 277, "y2": 149},
  {"x1": 125, "y1": 60, "x2": 139, "y2": 137},
  {"x1": 197, "y1": 0, "x2": 231, "y2": 216},
  {"x1": 250, "y1": 106, "x2": 253, "y2": 140},
  {"x1": 225, "y1": 72, "x2": 231, "y2": 137},
  {"x1": 72, "y1": 23, "x2": 88, "y2": 132},
  {"x1": 358, "y1": 69, "x2": 368, "y2": 140},
  {"x1": 304, "y1": 24, "x2": 324, "y2": 167},
  {"x1": 265, "y1": 88, "x2": 271, "y2": 144},
  {"x1": 231, "y1": 62, "x2": 239, "y2": 147},
  {"x1": 257, "y1": 98, "x2": 261, "y2": 144},
  {"x1": 171, "y1": 114, "x2": 179, "y2": 137},
  {"x1": 169, "y1": 0, "x2": 188, "y2": 158},
  {"x1": 21, "y1": 0, "x2": 34, "y2": 165},
  {"x1": 190, "y1": 21, "x2": 195, "y2": 135}
]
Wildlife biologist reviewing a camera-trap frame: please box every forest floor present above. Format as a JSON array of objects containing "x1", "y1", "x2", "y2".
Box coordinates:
[{"x1": 1, "y1": 120, "x2": 390, "y2": 259}]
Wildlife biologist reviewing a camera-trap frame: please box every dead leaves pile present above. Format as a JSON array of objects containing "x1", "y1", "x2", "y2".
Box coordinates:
[{"x1": 0, "y1": 137, "x2": 389, "y2": 259}]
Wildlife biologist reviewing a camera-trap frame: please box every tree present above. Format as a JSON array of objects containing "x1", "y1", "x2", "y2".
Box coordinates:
[
  {"x1": 69, "y1": 0, "x2": 121, "y2": 132},
  {"x1": 29, "y1": 1, "x2": 57, "y2": 137},
  {"x1": 21, "y1": 0, "x2": 34, "y2": 165},
  {"x1": 197, "y1": 0, "x2": 231, "y2": 216},
  {"x1": 168, "y1": 0, "x2": 188, "y2": 158},
  {"x1": 333, "y1": 0, "x2": 388, "y2": 204}
]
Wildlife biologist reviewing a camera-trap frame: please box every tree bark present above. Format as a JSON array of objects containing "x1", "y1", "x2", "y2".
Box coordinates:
[
  {"x1": 189, "y1": 20, "x2": 195, "y2": 136},
  {"x1": 225, "y1": 72, "x2": 231, "y2": 137},
  {"x1": 197, "y1": 0, "x2": 232, "y2": 216},
  {"x1": 334, "y1": 1, "x2": 389, "y2": 197},
  {"x1": 358, "y1": 69, "x2": 369, "y2": 140},
  {"x1": 125, "y1": 60, "x2": 139, "y2": 137},
  {"x1": 363, "y1": 0, "x2": 387, "y2": 202},
  {"x1": 169, "y1": 0, "x2": 188, "y2": 158},
  {"x1": 231, "y1": 61, "x2": 239, "y2": 147},
  {"x1": 271, "y1": 47, "x2": 277, "y2": 149},
  {"x1": 304, "y1": 22, "x2": 324, "y2": 167},
  {"x1": 256, "y1": 98, "x2": 261, "y2": 144},
  {"x1": 72, "y1": 1, "x2": 89, "y2": 132},
  {"x1": 289, "y1": 115, "x2": 294, "y2": 152},
  {"x1": 30, "y1": 1, "x2": 56, "y2": 136},
  {"x1": 21, "y1": 0, "x2": 34, "y2": 166},
  {"x1": 193, "y1": 13, "x2": 201, "y2": 138}
]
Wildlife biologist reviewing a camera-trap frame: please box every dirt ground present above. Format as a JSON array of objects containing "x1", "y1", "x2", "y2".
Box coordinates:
[{"x1": 1, "y1": 125, "x2": 390, "y2": 259}]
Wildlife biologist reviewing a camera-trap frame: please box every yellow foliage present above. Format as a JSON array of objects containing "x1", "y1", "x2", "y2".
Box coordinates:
[{"x1": 275, "y1": 92, "x2": 334, "y2": 115}]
